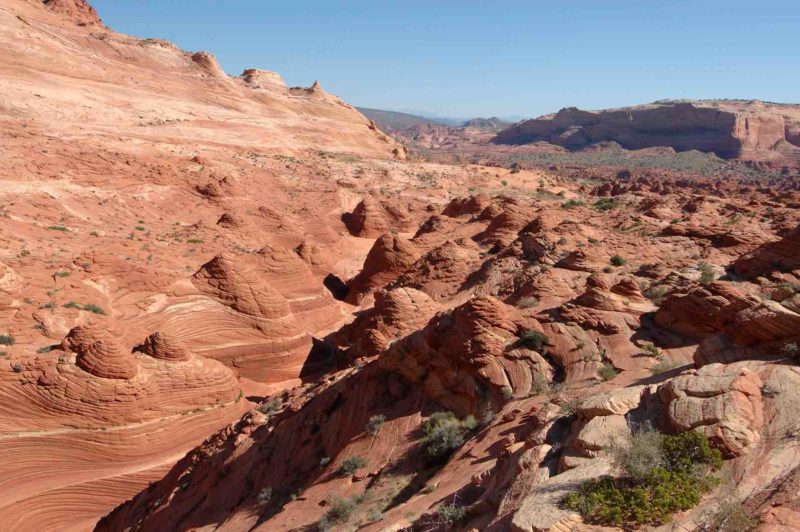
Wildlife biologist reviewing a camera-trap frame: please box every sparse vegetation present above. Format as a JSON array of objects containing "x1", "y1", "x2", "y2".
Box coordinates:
[
  {"x1": 336, "y1": 455, "x2": 367, "y2": 477},
  {"x1": 516, "y1": 296, "x2": 539, "y2": 309},
  {"x1": 593, "y1": 198, "x2": 617, "y2": 211},
  {"x1": 47, "y1": 225, "x2": 68, "y2": 231},
  {"x1": 186, "y1": 238, "x2": 204, "y2": 244},
  {"x1": 83, "y1": 303, "x2": 106, "y2": 315},
  {"x1": 257, "y1": 396, "x2": 282, "y2": 415},
  {"x1": 256, "y1": 487, "x2": 272, "y2": 504},
  {"x1": 641, "y1": 342, "x2": 663, "y2": 360},
  {"x1": 516, "y1": 330, "x2": 551, "y2": 352},
  {"x1": 366, "y1": 414, "x2": 386, "y2": 435},
  {"x1": 437, "y1": 503, "x2": 466, "y2": 526},
  {"x1": 562, "y1": 199, "x2": 585, "y2": 209},
  {"x1": 318, "y1": 495, "x2": 362, "y2": 530},
  {"x1": 698, "y1": 263, "x2": 716, "y2": 285},
  {"x1": 0, "y1": 334, "x2": 15, "y2": 346},
  {"x1": 598, "y1": 363, "x2": 618, "y2": 381},
  {"x1": 782, "y1": 342, "x2": 799, "y2": 359},
  {"x1": 610, "y1": 255, "x2": 626, "y2": 267},
  {"x1": 420, "y1": 411, "x2": 477, "y2": 463},
  {"x1": 706, "y1": 498, "x2": 759, "y2": 532},
  {"x1": 650, "y1": 359, "x2": 681, "y2": 376},
  {"x1": 564, "y1": 428, "x2": 722, "y2": 527},
  {"x1": 63, "y1": 301, "x2": 81, "y2": 309},
  {"x1": 645, "y1": 285, "x2": 668, "y2": 305}
]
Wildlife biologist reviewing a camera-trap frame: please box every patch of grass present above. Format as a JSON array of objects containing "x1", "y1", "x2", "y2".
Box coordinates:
[
  {"x1": 437, "y1": 503, "x2": 466, "y2": 526},
  {"x1": 336, "y1": 455, "x2": 367, "y2": 477},
  {"x1": 598, "y1": 363, "x2": 618, "y2": 381},
  {"x1": 0, "y1": 334, "x2": 15, "y2": 346},
  {"x1": 186, "y1": 238, "x2": 204, "y2": 244},
  {"x1": 650, "y1": 359, "x2": 680, "y2": 376},
  {"x1": 82, "y1": 303, "x2": 106, "y2": 315},
  {"x1": 63, "y1": 301, "x2": 81, "y2": 309}
]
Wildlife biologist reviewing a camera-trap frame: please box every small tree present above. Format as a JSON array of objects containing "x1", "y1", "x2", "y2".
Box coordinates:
[{"x1": 366, "y1": 414, "x2": 386, "y2": 435}]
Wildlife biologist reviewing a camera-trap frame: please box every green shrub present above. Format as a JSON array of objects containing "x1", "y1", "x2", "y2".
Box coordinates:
[
  {"x1": 420, "y1": 411, "x2": 477, "y2": 463},
  {"x1": 0, "y1": 334, "x2": 15, "y2": 346},
  {"x1": 83, "y1": 303, "x2": 106, "y2": 315},
  {"x1": 597, "y1": 363, "x2": 618, "y2": 381},
  {"x1": 698, "y1": 263, "x2": 716, "y2": 285},
  {"x1": 610, "y1": 255, "x2": 626, "y2": 267},
  {"x1": 516, "y1": 330, "x2": 551, "y2": 351},
  {"x1": 644, "y1": 285, "x2": 668, "y2": 305},
  {"x1": 593, "y1": 198, "x2": 617, "y2": 211},
  {"x1": 565, "y1": 430, "x2": 722, "y2": 527},
  {"x1": 641, "y1": 343, "x2": 663, "y2": 359},
  {"x1": 366, "y1": 414, "x2": 386, "y2": 435},
  {"x1": 319, "y1": 496, "x2": 360, "y2": 530},
  {"x1": 650, "y1": 359, "x2": 680, "y2": 376},
  {"x1": 336, "y1": 455, "x2": 367, "y2": 477},
  {"x1": 437, "y1": 503, "x2": 466, "y2": 526}
]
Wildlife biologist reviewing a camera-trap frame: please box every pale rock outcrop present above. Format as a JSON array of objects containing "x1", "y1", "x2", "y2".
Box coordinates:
[{"x1": 660, "y1": 364, "x2": 763, "y2": 457}]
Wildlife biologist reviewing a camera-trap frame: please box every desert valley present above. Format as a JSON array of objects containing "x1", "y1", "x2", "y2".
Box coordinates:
[{"x1": 1, "y1": 1, "x2": 800, "y2": 531}]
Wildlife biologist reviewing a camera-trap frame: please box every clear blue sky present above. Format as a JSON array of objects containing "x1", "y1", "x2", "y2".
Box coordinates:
[{"x1": 92, "y1": 1, "x2": 799, "y2": 119}]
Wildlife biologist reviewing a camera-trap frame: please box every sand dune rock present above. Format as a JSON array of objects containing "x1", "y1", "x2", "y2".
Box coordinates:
[
  {"x1": 392, "y1": 238, "x2": 483, "y2": 301},
  {"x1": 343, "y1": 197, "x2": 416, "y2": 237},
  {"x1": 192, "y1": 253, "x2": 291, "y2": 319},
  {"x1": 346, "y1": 234, "x2": 421, "y2": 303},
  {"x1": 556, "y1": 249, "x2": 604, "y2": 272},
  {"x1": 475, "y1": 204, "x2": 534, "y2": 247},
  {"x1": 660, "y1": 364, "x2": 763, "y2": 457},
  {"x1": 43, "y1": 0, "x2": 102, "y2": 26},
  {"x1": 574, "y1": 274, "x2": 652, "y2": 313},
  {"x1": 191, "y1": 51, "x2": 227, "y2": 78},
  {"x1": 240, "y1": 68, "x2": 287, "y2": 89},
  {"x1": 734, "y1": 224, "x2": 800, "y2": 278},
  {"x1": 442, "y1": 194, "x2": 493, "y2": 218},
  {"x1": 62, "y1": 324, "x2": 139, "y2": 380},
  {"x1": 380, "y1": 296, "x2": 540, "y2": 415},
  {"x1": 655, "y1": 281, "x2": 755, "y2": 338},
  {"x1": 142, "y1": 331, "x2": 191, "y2": 361},
  {"x1": 332, "y1": 287, "x2": 440, "y2": 362}
]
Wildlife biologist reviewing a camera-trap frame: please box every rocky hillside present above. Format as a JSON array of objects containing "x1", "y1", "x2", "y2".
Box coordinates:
[
  {"x1": 493, "y1": 100, "x2": 800, "y2": 165},
  {"x1": 100, "y1": 177, "x2": 800, "y2": 531}
]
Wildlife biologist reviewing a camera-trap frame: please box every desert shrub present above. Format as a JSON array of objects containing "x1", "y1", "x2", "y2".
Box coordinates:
[
  {"x1": 645, "y1": 285, "x2": 668, "y2": 305},
  {"x1": 706, "y1": 498, "x2": 759, "y2": 532},
  {"x1": 319, "y1": 496, "x2": 360, "y2": 530},
  {"x1": 562, "y1": 199, "x2": 585, "y2": 209},
  {"x1": 781, "y1": 342, "x2": 799, "y2": 359},
  {"x1": 336, "y1": 455, "x2": 366, "y2": 477},
  {"x1": 530, "y1": 372, "x2": 550, "y2": 395},
  {"x1": 187, "y1": 238, "x2": 204, "y2": 244},
  {"x1": 698, "y1": 263, "x2": 716, "y2": 285},
  {"x1": 603, "y1": 265, "x2": 614, "y2": 273},
  {"x1": 0, "y1": 334, "x2": 15, "y2": 346},
  {"x1": 257, "y1": 396, "x2": 282, "y2": 415},
  {"x1": 650, "y1": 359, "x2": 680, "y2": 376},
  {"x1": 366, "y1": 414, "x2": 386, "y2": 435},
  {"x1": 63, "y1": 301, "x2": 81, "y2": 309},
  {"x1": 501, "y1": 385, "x2": 514, "y2": 400},
  {"x1": 48, "y1": 225, "x2": 68, "y2": 231},
  {"x1": 565, "y1": 429, "x2": 722, "y2": 527},
  {"x1": 83, "y1": 303, "x2": 106, "y2": 315},
  {"x1": 559, "y1": 398, "x2": 581, "y2": 416},
  {"x1": 36, "y1": 346, "x2": 53, "y2": 354},
  {"x1": 598, "y1": 363, "x2": 618, "y2": 381},
  {"x1": 12, "y1": 362, "x2": 24, "y2": 373},
  {"x1": 55, "y1": 271, "x2": 70, "y2": 278},
  {"x1": 641, "y1": 342, "x2": 663, "y2": 359},
  {"x1": 516, "y1": 330, "x2": 551, "y2": 351},
  {"x1": 256, "y1": 487, "x2": 272, "y2": 504},
  {"x1": 420, "y1": 412, "x2": 478, "y2": 463},
  {"x1": 319, "y1": 456, "x2": 331, "y2": 467},
  {"x1": 593, "y1": 198, "x2": 617, "y2": 211},
  {"x1": 610, "y1": 255, "x2": 626, "y2": 267},
  {"x1": 516, "y1": 296, "x2": 539, "y2": 309},
  {"x1": 437, "y1": 503, "x2": 466, "y2": 526}
]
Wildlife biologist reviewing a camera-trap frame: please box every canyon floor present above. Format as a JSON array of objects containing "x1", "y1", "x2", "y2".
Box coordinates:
[{"x1": 1, "y1": 2, "x2": 800, "y2": 531}]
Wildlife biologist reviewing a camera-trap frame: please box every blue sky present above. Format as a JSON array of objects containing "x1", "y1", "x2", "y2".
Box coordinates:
[{"x1": 92, "y1": 1, "x2": 800, "y2": 119}]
